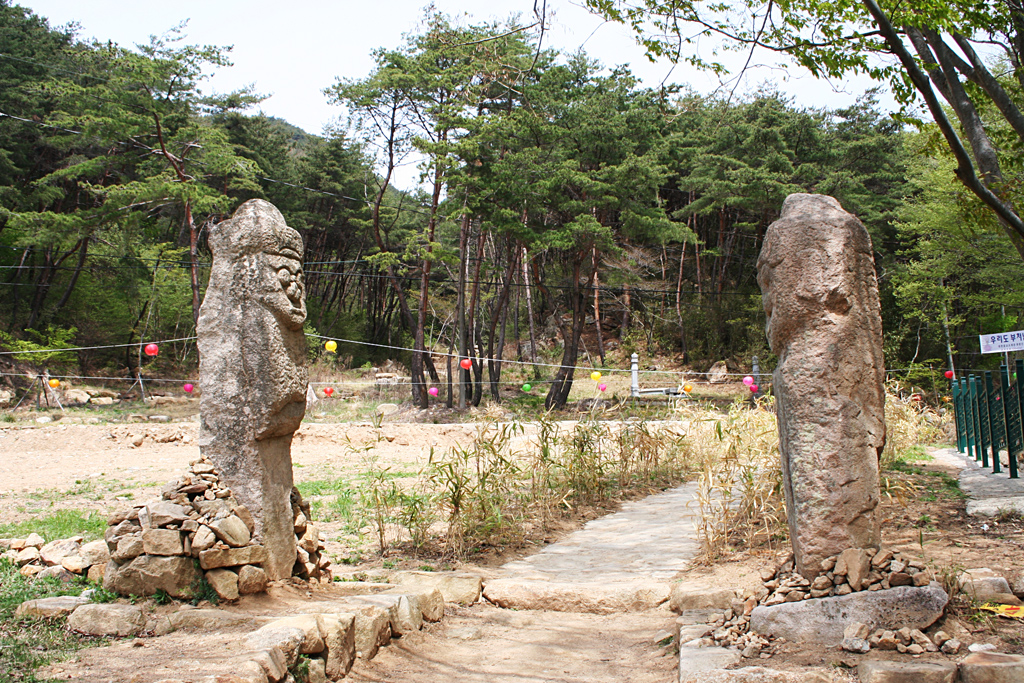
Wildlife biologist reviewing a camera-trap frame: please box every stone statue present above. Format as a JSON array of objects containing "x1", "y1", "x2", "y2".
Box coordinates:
[
  {"x1": 198, "y1": 199, "x2": 308, "y2": 580},
  {"x1": 757, "y1": 194, "x2": 885, "y2": 579}
]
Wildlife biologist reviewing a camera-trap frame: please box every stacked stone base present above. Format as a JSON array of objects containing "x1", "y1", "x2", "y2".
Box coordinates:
[
  {"x1": 759, "y1": 547, "x2": 933, "y2": 604},
  {"x1": 103, "y1": 457, "x2": 329, "y2": 600}
]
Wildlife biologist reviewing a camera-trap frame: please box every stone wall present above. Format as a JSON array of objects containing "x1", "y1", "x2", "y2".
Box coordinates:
[{"x1": 102, "y1": 457, "x2": 329, "y2": 600}]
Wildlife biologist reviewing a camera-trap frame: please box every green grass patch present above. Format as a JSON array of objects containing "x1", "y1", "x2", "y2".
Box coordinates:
[
  {"x1": 296, "y1": 480, "x2": 358, "y2": 524},
  {"x1": 0, "y1": 509, "x2": 107, "y2": 542},
  {"x1": 890, "y1": 445, "x2": 935, "y2": 467},
  {"x1": 0, "y1": 559, "x2": 101, "y2": 682}
]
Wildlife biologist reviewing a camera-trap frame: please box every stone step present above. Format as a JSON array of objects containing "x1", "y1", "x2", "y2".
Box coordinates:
[
  {"x1": 482, "y1": 578, "x2": 670, "y2": 613},
  {"x1": 44, "y1": 584, "x2": 447, "y2": 683}
]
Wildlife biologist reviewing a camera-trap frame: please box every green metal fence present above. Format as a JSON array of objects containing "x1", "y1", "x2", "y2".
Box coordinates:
[{"x1": 951, "y1": 362, "x2": 1021, "y2": 478}]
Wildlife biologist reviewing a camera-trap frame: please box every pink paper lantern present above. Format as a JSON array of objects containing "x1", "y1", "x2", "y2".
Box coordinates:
[
  {"x1": 598, "y1": 383, "x2": 607, "y2": 392},
  {"x1": 742, "y1": 375, "x2": 753, "y2": 386},
  {"x1": 428, "y1": 387, "x2": 439, "y2": 397},
  {"x1": 183, "y1": 383, "x2": 194, "y2": 393}
]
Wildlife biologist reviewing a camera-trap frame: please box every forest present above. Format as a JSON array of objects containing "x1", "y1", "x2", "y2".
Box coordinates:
[{"x1": 1, "y1": 1, "x2": 1022, "y2": 408}]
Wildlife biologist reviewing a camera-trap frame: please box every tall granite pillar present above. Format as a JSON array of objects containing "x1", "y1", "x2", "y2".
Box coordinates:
[
  {"x1": 756, "y1": 194, "x2": 885, "y2": 579},
  {"x1": 197, "y1": 199, "x2": 307, "y2": 581}
]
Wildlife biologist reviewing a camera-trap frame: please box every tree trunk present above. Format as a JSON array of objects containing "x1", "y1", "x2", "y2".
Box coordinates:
[
  {"x1": 545, "y1": 252, "x2": 596, "y2": 410},
  {"x1": 457, "y1": 214, "x2": 469, "y2": 409},
  {"x1": 593, "y1": 245, "x2": 605, "y2": 366},
  {"x1": 522, "y1": 245, "x2": 540, "y2": 380}
]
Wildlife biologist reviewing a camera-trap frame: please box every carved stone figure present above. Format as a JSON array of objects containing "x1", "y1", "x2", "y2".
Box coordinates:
[
  {"x1": 757, "y1": 193, "x2": 885, "y2": 579},
  {"x1": 197, "y1": 199, "x2": 307, "y2": 580}
]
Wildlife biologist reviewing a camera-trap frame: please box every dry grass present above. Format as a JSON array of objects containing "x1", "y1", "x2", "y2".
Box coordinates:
[{"x1": 683, "y1": 383, "x2": 952, "y2": 563}]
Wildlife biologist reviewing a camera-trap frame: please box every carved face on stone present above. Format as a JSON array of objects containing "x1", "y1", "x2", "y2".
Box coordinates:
[{"x1": 260, "y1": 251, "x2": 306, "y2": 331}]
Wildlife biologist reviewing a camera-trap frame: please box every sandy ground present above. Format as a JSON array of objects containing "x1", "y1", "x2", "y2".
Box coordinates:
[
  {"x1": 7, "y1": 416, "x2": 1024, "y2": 683},
  {"x1": 0, "y1": 421, "x2": 475, "y2": 523}
]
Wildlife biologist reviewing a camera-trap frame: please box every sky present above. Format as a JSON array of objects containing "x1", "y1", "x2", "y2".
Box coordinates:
[{"x1": 18, "y1": 0, "x2": 896, "y2": 189}]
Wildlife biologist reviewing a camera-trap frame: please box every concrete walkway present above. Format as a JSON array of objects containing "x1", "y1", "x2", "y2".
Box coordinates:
[
  {"x1": 481, "y1": 481, "x2": 701, "y2": 613},
  {"x1": 931, "y1": 446, "x2": 1024, "y2": 516}
]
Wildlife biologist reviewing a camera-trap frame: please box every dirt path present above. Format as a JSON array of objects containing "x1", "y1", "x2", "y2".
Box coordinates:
[{"x1": 350, "y1": 604, "x2": 677, "y2": 683}]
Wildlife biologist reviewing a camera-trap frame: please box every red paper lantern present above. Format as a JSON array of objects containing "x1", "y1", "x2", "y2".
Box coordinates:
[
  {"x1": 324, "y1": 387, "x2": 334, "y2": 397},
  {"x1": 944, "y1": 370, "x2": 954, "y2": 379},
  {"x1": 144, "y1": 343, "x2": 159, "y2": 357},
  {"x1": 460, "y1": 358, "x2": 472, "y2": 370},
  {"x1": 750, "y1": 384, "x2": 759, "y2": 393}
]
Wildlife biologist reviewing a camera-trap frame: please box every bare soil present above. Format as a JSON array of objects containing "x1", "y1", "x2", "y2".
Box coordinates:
[{"x1": 5, "y1": 414, "x2": 1024, "y2": 682}]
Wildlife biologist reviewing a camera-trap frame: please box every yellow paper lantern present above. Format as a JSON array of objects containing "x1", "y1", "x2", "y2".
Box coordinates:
[
  {"x1": 324, "y1": 340, "x2": 338, "y2": 353},
  {"x1": 48, "y1": 378, "x2": 60, "y2": 389},
  {"x1": 590, "y1": 371, "x2": 601, "y2": 382},
  {"x1": 683, "y1": 383, "x2": 692, "y2": 393}
]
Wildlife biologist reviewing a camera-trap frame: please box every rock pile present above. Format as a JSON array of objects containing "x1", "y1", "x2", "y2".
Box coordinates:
[
  {"x1": 103, "y1": 456, "x2": 330, "y2": 600},
  {"x1": 0, "y1": 533, "x2": 110, "y2": 581},
  {"x1": 759, "y1": 548, "x2": 933, "y2": 604},
  {"x1": 840, "y1": 622, "x2": 961, "y2": 655},
  {"x1": 676, "y1": 548, "x2": 954, "y2": 659}
]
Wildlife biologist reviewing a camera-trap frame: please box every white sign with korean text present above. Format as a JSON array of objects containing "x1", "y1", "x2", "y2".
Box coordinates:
[{"x1": 980, "y1": 330, "x2": 1024, "y2": 354}]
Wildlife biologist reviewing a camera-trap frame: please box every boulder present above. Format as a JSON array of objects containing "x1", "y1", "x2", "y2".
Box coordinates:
[
  {"x1": 191, "y1": 525, "x2": 217, "y2": 553},
  {"x1": 36, "y1": 565, "x2": 75, "y2": 582},
  {"x1": 261, "y1": 615, "x2": 325, "y2": 654},
  {"x1": 706, "y1": 361, "x2": 729, "y2": 383},
  {"x1": 67, "y1": 603, "x2": 146, "y2": 637},
  {"x1": 756, "y1": 193, "x2": 885, "y2": 578},
  {"x1": 60, "y1": 552, "x2": 88, "y2": 573},
  {"x1": 959, "y1": 569, "x2": 1019, "y2": 604},
  {"x1": 144, "y1": 501, "x2": 189, "y2": 528},
  {"x1": 205, "y1": 568, "x2": 240, "y2": 601},
  {"x1": 670, "y1": 584, "x2": 739, "y2": 612},
  {"x1": 15, "y1": 595, "x2": 91, "y2": 618},
  {"x1": 24, "y1": 533, "x2": 45, "y2": 548},
  {"x1": 319, "y1": 612, "x2": 356, "y2": 680},
  {"x1": 111, "y1": 534, "x2": 144, "y2": 564},
  {"x1": 15, "y1": 546, "x2": 41, "y2": 566},
  {"x1": 834, "y1": 548, "x2": 872, "y2": 591},
  {"x1": 250, "y1": 647, "x2": 289, "y2": 683},
  {"x1": 245, "y1": 625, "x2": 305, "y2": 668},
  {"x1": 168, "y1": 608, "x2": 254, "y2": 631},
  {"x1": 39, "y1": 538, "x2": 81, "y2": 566},
  {"x1": 390, "y1": 570, "x2": 482, "y2": 605},
  {"x1": 750, "y1": 583, "x2": 947, "y2": 646},
  {"x1": 959, "y1": 652, "x2": 1024, "y2": 683},
  {"x1": 857, "y1": 661, "x2": 958, "y2": 683},
  {"x1": 348, "y1": 603, "x2": 391, "y2": 660},
  {"x1": 142, "y1": 528, "x2": 184, "y2": 556},
  {"x1": 103, "y1": 555, "x2": 198, "y2": 598},
  {"x1": 64, "y1": 389, "x2": 91, "y2": 405},
  {"x1": 238, "y1": 565, "x2": 269, "y2": 595},
  {"x1": 210, "y1": 516, "x2": 252, "y2": 547},
  {"x1": 199, "y1": 544, "x2": 267, "y2": 570},
  {"x1": 79, "y1": 539, "x2": 111, "y2": 567},
  {"x1": 384, "y1": 586, "x2": 444, "y2": 623}
]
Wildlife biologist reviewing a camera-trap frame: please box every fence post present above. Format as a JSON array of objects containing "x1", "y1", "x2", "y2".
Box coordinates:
[
  {"x1": 1001, "y1": 364, "x2": 1020, "y2": 479},
  {"x1": 978, "y1": 375, "x2": 991, "y2": 467},
  {"x1": 752, "y1": 356, "x2": 763, "y2": 399},
  {"x1": 970, "y1": 376, "x2": 984, "y2": 464},
  {"x1": 986, "y1": 371, "x2": 1002, "y2": 474},
  {"x1": 963, "y1": 378, "x2": 975, "y2": 459},
  {"x1": 630, "y1": 353, "x2": 639, "y2": 398},
  {"x1": 952, "y1": 380, "x2": 964, "y2": 453}
]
